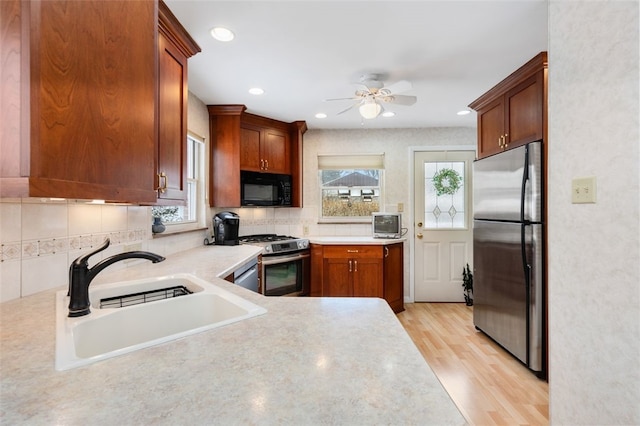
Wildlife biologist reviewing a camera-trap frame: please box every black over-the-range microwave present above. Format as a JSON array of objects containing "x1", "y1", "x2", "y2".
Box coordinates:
[{"x1": 240, "y1": 171, "x2": 292, "y2": 207}]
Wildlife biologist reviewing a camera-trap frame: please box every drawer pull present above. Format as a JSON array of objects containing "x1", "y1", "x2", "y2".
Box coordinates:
[{"x1": 347, "y1": 249, "x2": 359, "y2": 253}]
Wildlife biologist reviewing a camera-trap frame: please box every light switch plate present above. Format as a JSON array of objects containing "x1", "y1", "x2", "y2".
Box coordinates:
[
  {"x1": 397, "y1": 202, "x2": 404, "y2": 212},
  {"x1": 571, "y1": 176, "x2": 597, "y2": 204}
]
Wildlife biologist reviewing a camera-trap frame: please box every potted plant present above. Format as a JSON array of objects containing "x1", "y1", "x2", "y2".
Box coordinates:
[{"x1": 462, "y1": 263, "x2": 473, "y2": 306}]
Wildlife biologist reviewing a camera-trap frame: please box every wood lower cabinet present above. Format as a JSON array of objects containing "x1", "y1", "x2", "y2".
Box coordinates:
[
  {"x1": 469, "y1": 52, "x2": 547, "y2": 159},
  {"x1": 310, "y1": 242, "x2": 404, "y2": 313},
  {"x1": 156, "y1": 1, "x2": 200, "y2": 203}
]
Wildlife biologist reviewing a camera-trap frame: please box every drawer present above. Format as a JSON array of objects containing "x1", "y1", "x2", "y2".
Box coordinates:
[{"x1": 322, "y1": 245, "x2": 383, "y2": 259}]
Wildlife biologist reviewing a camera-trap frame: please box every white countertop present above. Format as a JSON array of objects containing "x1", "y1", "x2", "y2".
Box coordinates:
[
  {"x1": 0, "y1": 245, "x2": 465, "y2": 425},
  {"x1": 309, "y1": 236, "x2": 406, "y2": 245}
]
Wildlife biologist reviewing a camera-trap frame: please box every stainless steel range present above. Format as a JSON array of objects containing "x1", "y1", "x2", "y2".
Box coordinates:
[{"x1": 238, "y1": 234, "x2": 310, "y2": 297}]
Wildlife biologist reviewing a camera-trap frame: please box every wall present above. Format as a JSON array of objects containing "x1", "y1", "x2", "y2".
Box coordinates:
[
  {"x1": 548, "y1": 1, "x2": 639, "y2": 423},
  {"x1": 0, "y1": 92, "x2": 211, "y2": 303}
]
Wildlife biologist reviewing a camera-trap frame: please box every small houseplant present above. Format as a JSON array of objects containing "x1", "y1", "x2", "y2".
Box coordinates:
[{"x1": 462, "y1": 263, "x2": 473, "y2": 306}]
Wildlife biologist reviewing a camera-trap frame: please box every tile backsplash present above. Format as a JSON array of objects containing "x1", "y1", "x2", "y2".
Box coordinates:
[
  {"x1": 0, "y1": 199, "x2": 204, "y2": 302},
  {"x1": 0, "y1": 199, "x2": 381, "y2": 303}
]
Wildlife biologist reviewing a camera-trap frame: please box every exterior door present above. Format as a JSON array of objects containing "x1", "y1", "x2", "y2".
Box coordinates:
[{"x1": 413, "y1": 150, "x2": 475, "y2": 302}]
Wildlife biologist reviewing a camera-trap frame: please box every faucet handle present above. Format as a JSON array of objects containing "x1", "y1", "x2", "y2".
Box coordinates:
[{"x1": 73, "y1": 238, "x2": 111, "y2": 266}]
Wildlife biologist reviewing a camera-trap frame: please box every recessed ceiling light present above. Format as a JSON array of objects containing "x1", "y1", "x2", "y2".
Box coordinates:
[
  {"x1": 315, "y1": 113, "x2": 327, "y2": 119},
  {"x1": 210, "y1": 27, "x2": 234, "y2": 42},
  {"x1": 382, "y1": 111, "x2": 395, "y2": 117},
  {"x1": 248, "y1": 87, "x2": 264, "y2": 95},
  {"x1": 457, "y1": 109, "x2": 471, "y2": 116}
]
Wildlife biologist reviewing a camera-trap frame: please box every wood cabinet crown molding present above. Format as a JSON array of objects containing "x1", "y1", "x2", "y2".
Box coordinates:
[
  {"x1": 158, "y1": 1, "x2": 201, "y2": 57},
  {"x1": 469, "y1": 51, "x2": 547, "y2": 111}
]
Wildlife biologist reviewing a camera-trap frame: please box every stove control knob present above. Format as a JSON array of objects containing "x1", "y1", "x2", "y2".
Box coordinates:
[
  {"x1": 298, "y1": 240, "x2": 308, "y2": 249},
  {"x1": 264, "y1": 246, "x2": 272, "y2": 253}
]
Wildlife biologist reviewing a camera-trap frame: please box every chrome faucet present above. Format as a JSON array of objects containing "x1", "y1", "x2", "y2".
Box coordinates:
[{"x1": 68, "y1": 238, "x2": 165, "y2": 317}]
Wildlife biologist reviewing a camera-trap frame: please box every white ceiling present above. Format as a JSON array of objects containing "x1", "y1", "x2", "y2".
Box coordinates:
[{"x1": 164, "y1": 0, "x2": 548, "y2": 130}]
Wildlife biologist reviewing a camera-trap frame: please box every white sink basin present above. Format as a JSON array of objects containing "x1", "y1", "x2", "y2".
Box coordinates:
[{"x1": 55, "y1": 273, "x2": 266, "y2": 371}]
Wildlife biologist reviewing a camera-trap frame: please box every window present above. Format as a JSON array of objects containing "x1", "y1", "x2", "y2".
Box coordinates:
[
  {"x1": 152, "y1": 134, "x2": 205, "y2": 229},
  {"x1": 424, "y1": 161, "x2": 466, "y2": 229},
  {"x1": 318, "y1": 154, "x2": 384, "y2": 221}
]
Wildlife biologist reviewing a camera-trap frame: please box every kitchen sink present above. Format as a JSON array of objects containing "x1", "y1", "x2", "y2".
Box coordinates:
[{"x1": 55, "y1": 273, "x2": 266, "y2": 371}]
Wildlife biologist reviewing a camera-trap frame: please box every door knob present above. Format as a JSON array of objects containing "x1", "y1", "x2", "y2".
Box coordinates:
[
  {"x1": 416, "y1": 233, "x2": 423, "y2": 239},
  {"x1": 417, "y1": 222, "x2": 423, "y2": 227}
]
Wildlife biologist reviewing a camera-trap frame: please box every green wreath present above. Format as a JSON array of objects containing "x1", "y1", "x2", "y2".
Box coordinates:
[{"x1": 433, "y1": 168, "x2": 462, "y2": 196}]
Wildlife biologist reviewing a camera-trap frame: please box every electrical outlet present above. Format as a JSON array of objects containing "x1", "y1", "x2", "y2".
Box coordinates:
[
  {"x1": 571, "y1": 176, "x2": 597, "y2": 204},
  {"x1": 397, "y1": 202, "x2": 404, "y2": 212},
  {"x1": 303, "y1": 225, "x2": 309, "y2": 236}
]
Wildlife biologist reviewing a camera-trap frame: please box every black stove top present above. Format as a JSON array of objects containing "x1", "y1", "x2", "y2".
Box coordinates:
[{"x1": 238, "y1": 234, "x2": 298, "y2": 243}]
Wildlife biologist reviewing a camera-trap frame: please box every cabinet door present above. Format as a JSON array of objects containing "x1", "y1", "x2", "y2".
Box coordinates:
[
  {"x1": 3, "y1": 0, "x2": 158, "y2": 202},
  {"x1": 477, "y1": 98, "x2": 505, "y2": 159},
  {"x1": 262, "y1": 128, "x2": 290, "y2": 174},
  {"x1": 157, "y1": 31, "x2": 187, "y2": 202},
  {"x1": 505, "y1": 72, "x2": 544, "y2": 150},
  {"x1": 352, "y1": 258, "x2": 383, "y2": 298},
  {"x1": 383, "y1": 244, "x2": 404, "y2": 313},
  {"x1": 309, "y1": 244, "x2": 324, "y2": 296},
  {"x1": 240, "y1": 125, "x2": 262, "y2": 172},
  {"x1": 323, "y1": 257, "x2": 352, "y2": 296}
]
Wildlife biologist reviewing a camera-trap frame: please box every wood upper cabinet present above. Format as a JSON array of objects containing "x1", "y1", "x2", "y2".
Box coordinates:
[
  {"x1": 157, "y1": 1, "x2": 200, "y2": 203},
  {"x1": 1, "y1": 0, "x2": 158, "y2": 202},
  {"x1": 469, "y1": 52, "x2": 547, "y2": 159},
  {"x1": 240, "y1": 124, "x2": 290, "y2": 174},
  {"x1": 208, "y1": 105, "x2": 306, "y2": 207},
  {"x1": 310, "y1": 242, "x2": 404, "y2": 313},
  {"x1": 0, "y1": 0, "x2": 199, "y2": 204}
]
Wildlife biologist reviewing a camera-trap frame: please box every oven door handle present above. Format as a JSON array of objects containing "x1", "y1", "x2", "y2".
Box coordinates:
[{"x1": 261, "y1": 252, "x2": 310, "y2": 265}]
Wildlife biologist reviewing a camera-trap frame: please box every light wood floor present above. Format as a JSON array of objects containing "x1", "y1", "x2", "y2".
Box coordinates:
[{"x1": 397, "y1": 303, "x2": 549, "y2": 425}]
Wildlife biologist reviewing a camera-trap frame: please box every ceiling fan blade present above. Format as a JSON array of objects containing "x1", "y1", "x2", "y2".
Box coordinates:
[
  {"x1": 336, "y1": 102, "x2": 359, "y2": 115},
  {"x1": 383, "y1": 80, "x2": 412, "y2": 95},
  {"x1": 382, "y1": 94, "x2": 417, "y2": 106},
  {"x1": 325, "y1": 96, "x2": 360, "y2": 102}
]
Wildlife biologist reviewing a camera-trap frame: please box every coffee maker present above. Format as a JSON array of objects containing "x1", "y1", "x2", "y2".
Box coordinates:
[{"x1": 213, "y1": 211, "x2": 240, "y2": 245}]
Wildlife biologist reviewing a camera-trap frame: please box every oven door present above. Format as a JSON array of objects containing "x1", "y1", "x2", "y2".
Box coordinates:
[{"x1": 261, "y1": 251, "x2": 310, "y2": 296}]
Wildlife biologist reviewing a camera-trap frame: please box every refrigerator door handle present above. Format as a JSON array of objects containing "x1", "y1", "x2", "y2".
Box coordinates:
[
  {"x1": 521, "y1": 224, "x2": 532, "y2": 366},
  {"x1": 520, "y1": 145, "x2": 530, "y2": 224}
]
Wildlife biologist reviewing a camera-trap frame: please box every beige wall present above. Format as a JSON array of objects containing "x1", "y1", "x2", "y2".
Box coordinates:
[{"x1": 548, "y1": 0, "x2": 639, "y2": 423}]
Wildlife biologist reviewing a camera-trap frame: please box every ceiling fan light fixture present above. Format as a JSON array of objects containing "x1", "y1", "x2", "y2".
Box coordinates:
[
  {"x1": 210, "y1": 27, "x2": 235, "y2": 42},
  {"x1": 359, "y1": 100, "x2": 382, "y2": 119}
]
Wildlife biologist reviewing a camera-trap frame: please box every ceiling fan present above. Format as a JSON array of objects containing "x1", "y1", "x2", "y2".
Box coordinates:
[{"x1": 325, "y1": 74, "x2": 418, "y2": 119}]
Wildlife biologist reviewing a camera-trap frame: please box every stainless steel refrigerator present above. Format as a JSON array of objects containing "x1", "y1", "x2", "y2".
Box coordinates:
[{"x1": 473, "y1": 141, "x2": 544, "y2": 374}]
